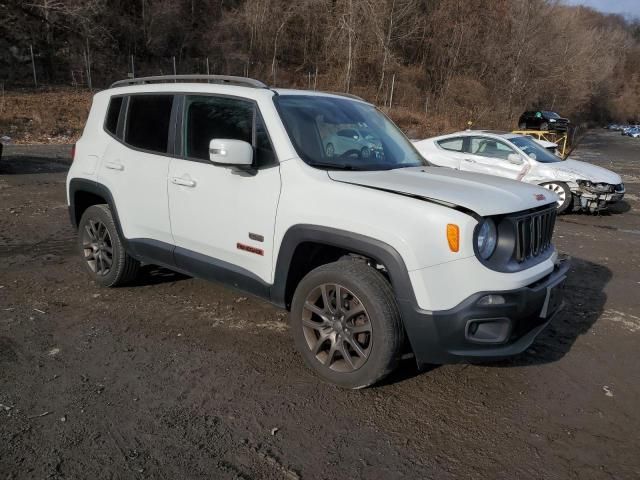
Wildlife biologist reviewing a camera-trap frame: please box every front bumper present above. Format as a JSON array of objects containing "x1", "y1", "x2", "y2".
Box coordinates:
[
  {"x1": 549, "y1": 122, "x2": 569, "y2": 131},
  {"x1": 574, "y1": 187, "x2": 625, "y2": 211},
  {"x1": 399, "y1": 257, "x2": 570, "y2": 366},
  {"x1": 605, "y1": 192, "x2": 625, "y2": 203}
]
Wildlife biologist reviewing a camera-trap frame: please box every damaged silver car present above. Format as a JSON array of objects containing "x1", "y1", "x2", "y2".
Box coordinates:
[{"x1": 414, "y1": 131, "x2": 625, "y2": 213}]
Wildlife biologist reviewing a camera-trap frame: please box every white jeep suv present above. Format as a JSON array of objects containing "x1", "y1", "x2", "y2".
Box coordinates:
[{"x1": 66, "y1": 75, "x2": 569, "y2": 388}]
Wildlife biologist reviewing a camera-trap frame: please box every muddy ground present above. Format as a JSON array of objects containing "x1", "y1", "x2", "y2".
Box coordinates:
[{"x1": 1, "y1": 130, "x2": 639, "y2": 479}]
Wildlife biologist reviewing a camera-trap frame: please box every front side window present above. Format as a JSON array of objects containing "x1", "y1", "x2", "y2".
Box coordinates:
[
  {"x1": 510, "y1": 136, "x2": 561, "y2": 163},
  {"x1": 469, "y1": 137, "x2": 515, "y2": 161},
  {"x1": 184, "y1": 96, "x2": 252, "y2": 160},
  {"x1": 437, "y1": 137, "x2": 464, "y2": 152},
  {"x1": 125, "y1": 95, "x2": 174, "y2": 153},
  {"x1": 275, "y1": 95, "x2": 425, "y2": 171},
  {"x1": 183, "y1": 95, "x2": 275, "y2": 167}
]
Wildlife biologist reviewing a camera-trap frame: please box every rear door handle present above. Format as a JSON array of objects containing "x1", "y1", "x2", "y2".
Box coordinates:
[
  {"x1": 105, "y1": 161, "x2": 124, "y2": 171},
  {"x1": 171, "y1": 177, "x2": 196, "y2": 188}
]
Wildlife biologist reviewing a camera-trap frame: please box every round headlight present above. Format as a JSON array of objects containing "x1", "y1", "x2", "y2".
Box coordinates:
[{"x1": 477, "y1": 219, "x2": 497, "y2": 260}]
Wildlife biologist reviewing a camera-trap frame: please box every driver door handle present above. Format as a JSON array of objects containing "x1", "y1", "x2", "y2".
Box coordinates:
[
  {"x1": 463, "y1": 158, "x2": 476, "y2": 163},
  {"x1": 171, "y1": 177, "x2": 196, "y2": 188}
]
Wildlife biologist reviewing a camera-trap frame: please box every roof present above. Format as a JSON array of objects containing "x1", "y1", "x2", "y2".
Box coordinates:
[
  {"x1": 105, "y1": 75, "x2": 370, "y2": 104},
  {"x1": 272, "y1": 88, "x2": 369, "y2": 103},
  {"x1": 475, "y1": 129, "x2": 513, "y2": 136},
  {"x1": 426, "y1": 130, "x2": 522, "y2": 141},
  {"x1": 110, "y1": 75, "x2": 267, "y2": 89}
]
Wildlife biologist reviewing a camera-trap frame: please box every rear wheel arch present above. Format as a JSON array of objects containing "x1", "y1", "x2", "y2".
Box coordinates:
[
  {"x1": 69, "y1": 179, "x2": 127, "y2": 241},
  {"x1": 72, "y1": 190, "x2": 107, "y2": 227}
]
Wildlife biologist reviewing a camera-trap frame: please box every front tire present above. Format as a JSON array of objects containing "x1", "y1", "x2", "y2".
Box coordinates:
[
  {"x1": 290, "y1": 259, "x2": 404, "y2": 389},
  {"x1": 540, "y1": 122, "x2": 549, "y2": 131},
  {"x1": 78, "y1": 204, "x2": 140, "y2": 287},
  {"x1": 542, "y1": 182, "x2": 573, "y2": 214}
]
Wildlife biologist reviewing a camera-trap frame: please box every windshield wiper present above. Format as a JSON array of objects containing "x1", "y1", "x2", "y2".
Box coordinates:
[
  {"x1": 307, "y1": 161, "x2": 355, "y2": 170},
  {"x1": 389, "y1": 163, "x2": 425, "y2": 170}
]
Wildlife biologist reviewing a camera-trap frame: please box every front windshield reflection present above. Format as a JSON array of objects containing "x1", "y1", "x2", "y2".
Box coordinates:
[{"x1": 275, "y1": 95, "x2": 426, "y2": 171}]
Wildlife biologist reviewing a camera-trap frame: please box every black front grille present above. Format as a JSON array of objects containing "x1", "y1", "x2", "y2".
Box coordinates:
[{"x1": 514, "y1": 207, "x2": 556, "y2": 263}]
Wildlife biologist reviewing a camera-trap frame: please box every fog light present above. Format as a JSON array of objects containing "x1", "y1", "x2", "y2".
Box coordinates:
[
  {"x1": 465, "y1": 318, "x2": 511, "y2": 343},
  {"x1": 477, "y1": 294, "x2": 505, "y2": 306}
]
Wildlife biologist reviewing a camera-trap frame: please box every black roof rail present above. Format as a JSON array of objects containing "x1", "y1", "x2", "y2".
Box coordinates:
[{"x1": 110, "y1": 75, "x2": 268, "y2": 89}]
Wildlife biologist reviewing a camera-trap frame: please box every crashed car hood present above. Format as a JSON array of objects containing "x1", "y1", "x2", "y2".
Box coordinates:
[
  {"x1": 549, "y1": 159, "x2": 621, "y2": 184},
  {"x1": 328, "y1": 166, "x2": 556, "y2": 216}
]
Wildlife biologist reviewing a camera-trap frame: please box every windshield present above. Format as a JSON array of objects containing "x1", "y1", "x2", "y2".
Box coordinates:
[
  {"x1": 543, "y1": 111, "x2": 560, "y2": 119},
  {"x1": 274, "y1": 95, "x2": 427, "y2": 170},
  {"x1": 510, "y1": 136, "x2": 561, "y2": 163}
]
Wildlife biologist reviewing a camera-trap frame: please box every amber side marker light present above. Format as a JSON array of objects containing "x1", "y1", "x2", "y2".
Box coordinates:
[{"x1": 447, "y1": 224, "x2": 460, "y2": 252}]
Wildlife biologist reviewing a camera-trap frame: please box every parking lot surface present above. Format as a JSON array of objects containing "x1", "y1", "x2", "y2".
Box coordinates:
[{"x1": 1, "y1": 130, "x2": 639, "y2": 479}]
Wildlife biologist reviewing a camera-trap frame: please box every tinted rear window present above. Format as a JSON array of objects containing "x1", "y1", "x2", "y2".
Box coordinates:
[
  {"x1": 105, "y1": 97, "x2": 123, "y2": 136},
  {"x1": 125, "y1": 95, "x2": 174, "y2": 154}
]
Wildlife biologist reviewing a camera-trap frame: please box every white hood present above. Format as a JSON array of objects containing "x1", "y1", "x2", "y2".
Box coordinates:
[
  {"x1": 328, "y1": 166, "x2": 556, "y2": 216},
  {"x1": 548, "y1": 159, "x2": 621, "y2": 184}
]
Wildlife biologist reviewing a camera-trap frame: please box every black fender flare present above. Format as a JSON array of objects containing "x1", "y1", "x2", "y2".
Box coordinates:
[
  {"x1": 271, "y1": 225, "x2": 429, "y2": 358},
  {"x1": 271, "y1": 224, "x2": 419, "y2": 309},
  {"x1": 68, "y1": 178, "x2": 127, "y2": 243}
]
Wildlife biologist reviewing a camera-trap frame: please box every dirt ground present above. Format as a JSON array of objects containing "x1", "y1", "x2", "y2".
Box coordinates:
[{"x1": 1, "y1": 130, "x2": 639, "y2": 479}]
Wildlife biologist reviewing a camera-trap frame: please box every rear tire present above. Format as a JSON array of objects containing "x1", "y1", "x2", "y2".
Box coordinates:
[
  {"x1": 542, "y1": 182, "x2": 573, "y2": 214},
  {"x1": 77, "y1": 204, "x2": 140, "y2": 287},
  {"x1": 518, "y1": 122, "x2": 527, "y2": 130},
  {"x1": 290, "y1": 259, "x2": 404, "y2": 389},
  {"x1": 540, "y1": 122, "x2": 549, "y2": 131}
]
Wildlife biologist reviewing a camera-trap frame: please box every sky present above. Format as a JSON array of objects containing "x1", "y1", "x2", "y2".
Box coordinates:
[{"x1": 562, "y1": 0, "x2": 640, "y2": 17}]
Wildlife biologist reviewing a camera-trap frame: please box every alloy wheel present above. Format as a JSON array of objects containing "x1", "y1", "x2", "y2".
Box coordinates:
[
  {"x1": 301, "y1": 283, "x2": 372, "y2": 372},
  {"x1": 82, "y1": 219, "x2": 113, "y2": 276},
  {"x1": 544, "y1": 183, "x2": 566, "y2": 206}
]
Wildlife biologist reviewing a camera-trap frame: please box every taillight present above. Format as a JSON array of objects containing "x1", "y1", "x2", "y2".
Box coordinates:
[{"x1": 71, "y1": 144, "x2": 76, "y2": 162}]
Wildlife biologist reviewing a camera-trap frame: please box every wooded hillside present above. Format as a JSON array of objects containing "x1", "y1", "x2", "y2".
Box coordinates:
[{"x1": 1, "y1": 0, "x2": 639, "y2": 135}]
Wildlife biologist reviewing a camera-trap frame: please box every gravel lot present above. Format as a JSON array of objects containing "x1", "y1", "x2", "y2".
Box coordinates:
[{"x1": 1, "y1": 130, "x2": 639, "y2": 479}]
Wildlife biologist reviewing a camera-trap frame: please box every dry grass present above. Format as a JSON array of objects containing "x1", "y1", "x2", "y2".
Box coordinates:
[{"x1": 0, "y1": 88, "x2": 92, "y2": 144}]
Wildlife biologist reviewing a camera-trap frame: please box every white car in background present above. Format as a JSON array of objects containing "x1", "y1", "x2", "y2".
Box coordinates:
[
  {"x1": 532, "y1": 138, "x2": 560, "y2": 156},
  {"x1": 324, "y1": 127, "x2": 382, "y2": 159},
  {"x1": 414, "y1": 131, "x2": 625, "y2": 213}
]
